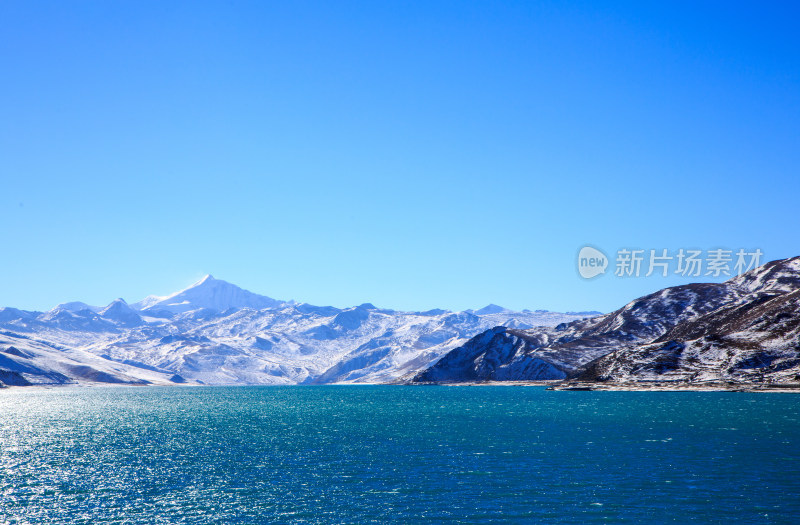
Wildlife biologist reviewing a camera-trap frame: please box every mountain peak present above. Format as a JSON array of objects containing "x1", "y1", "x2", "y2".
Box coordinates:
[
  {"x1": 729, "y1": 256, "x2": 800, "y2": 294},
  {"x1": 50, "y1": 301, "x2": 101, "y2": 314},
  {"x1": 196, "y1": 274, "x2": 215, "y2": 285},
  {"x1": 474, "y1": 304, "x2": 510, "y2": 315},
  {"x1": 98, "y1": 298, "x2": 143, "y2": 327},
  {"x1": 140, "y1": 276, "x2": 284, "y2": 314},
  {"x1": 100, "y1": 298, "x2": 134, "y2": 313}
]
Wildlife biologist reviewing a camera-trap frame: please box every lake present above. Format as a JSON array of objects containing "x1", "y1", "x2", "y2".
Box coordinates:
[{"x1": 1, "y1": 386, "x2": 798, "y2": 523}]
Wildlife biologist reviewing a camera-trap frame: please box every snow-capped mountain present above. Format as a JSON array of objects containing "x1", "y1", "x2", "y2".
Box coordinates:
[
  {"x1": 99, "y1": 299, "x2": 144, "y2": 328},
  {"x1": 51, "y1": 301, "x2": 101, "y2": 313},
  {"x1": 138, "y1": 275, "x2": 287, "y2": 315},
  {"x1": 130, "y1": 295, "x2": 164, "y2": 311},
  {"x1": 0, "y1": 277, "x2": 597, "y2": 387},
  {"x1": 413, "y1": 256, "x2": 800, "y2": 386},
  {"x1": 575, "y1": 257, "x2": 800, "y2": 384}
]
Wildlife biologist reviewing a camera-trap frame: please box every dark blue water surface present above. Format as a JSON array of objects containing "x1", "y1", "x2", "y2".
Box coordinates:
[{"x1": 0, "y1": 386, "x2": 798, "y2": 523}]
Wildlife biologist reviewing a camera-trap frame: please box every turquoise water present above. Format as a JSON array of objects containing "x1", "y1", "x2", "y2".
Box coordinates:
[{"x1": 0, "y1": 386, "x2": 798, "y2": 524}]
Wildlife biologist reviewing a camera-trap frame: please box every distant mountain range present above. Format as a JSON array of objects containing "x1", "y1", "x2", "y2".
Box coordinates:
[
  {"x1": 413, "y1": 256, "x2": 800, "y2": 388},
  {"x1": 4, "y1": 257, "x2": 797, "y2": 389},
  {"x1": 0, "y1": 276, "x2": 597, "y2": 387}
]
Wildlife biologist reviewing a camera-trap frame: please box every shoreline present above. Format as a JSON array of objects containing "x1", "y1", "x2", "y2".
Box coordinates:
[
  {"x1": 410, "y1": 380, "x2": 561, "y2": 387},
  {"x1": 3, "y1": 380, "x2": 800, "y2": 393},
  {"x1": 545, "y1": 381, "x2": 800, "y2": 393},
  {"x1": 409, "y1": 379, "x2": 800, "y2": 392}
]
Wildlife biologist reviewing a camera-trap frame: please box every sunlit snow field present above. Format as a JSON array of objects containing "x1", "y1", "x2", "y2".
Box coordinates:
[{"x1": 1, "y1": 386, "x2": 798, "y2": 523}]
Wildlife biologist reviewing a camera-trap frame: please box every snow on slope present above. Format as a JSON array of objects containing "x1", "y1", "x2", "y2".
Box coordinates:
[
  {"x1": 51, "y1": 301, "x2": 101, "y2": 313},
  {"x1": 578, "y1": 261, "x2": 800, "y2": 384},
  {"x1": 414, "y1": 281, "x2": 739, "y2": 382},
  {"x1": 0, "y1": 278, "x2": 593, "y2": 386},
  {"x1": 414, "y1": 256, "x2": 800, "y2": 385},
  {"x1": 139, "y1": 275, "x2": 286, "y2": 314},
  {"x1": 131, "y1": 295, "x2": 164, "y2": 310},
  {"x1": 85, "y1": 304, "x2": 591, "y2": 385},
  {"x1": 99, "y1": 299, "x2": 144, "y2": 327},
  {"x1": 0, "y1": 332, "x2": 186, "y2": 387}
]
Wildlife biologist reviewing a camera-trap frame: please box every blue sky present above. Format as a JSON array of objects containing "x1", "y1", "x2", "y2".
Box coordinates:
[{"x1": 1, "y1": 1, "x2": 798, "y2": 313}]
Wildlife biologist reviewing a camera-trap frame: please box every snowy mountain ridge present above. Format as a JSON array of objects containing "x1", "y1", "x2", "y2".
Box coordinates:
[
  {"x1": 413, "y1": 256, "x2": 800, "y2": 386},
  {"x1": 137, "y1": 275, "x2": 288, "y2": 315},
  {"x1": 0, "y1": 277, "x2": 597, "y2": 387}
]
